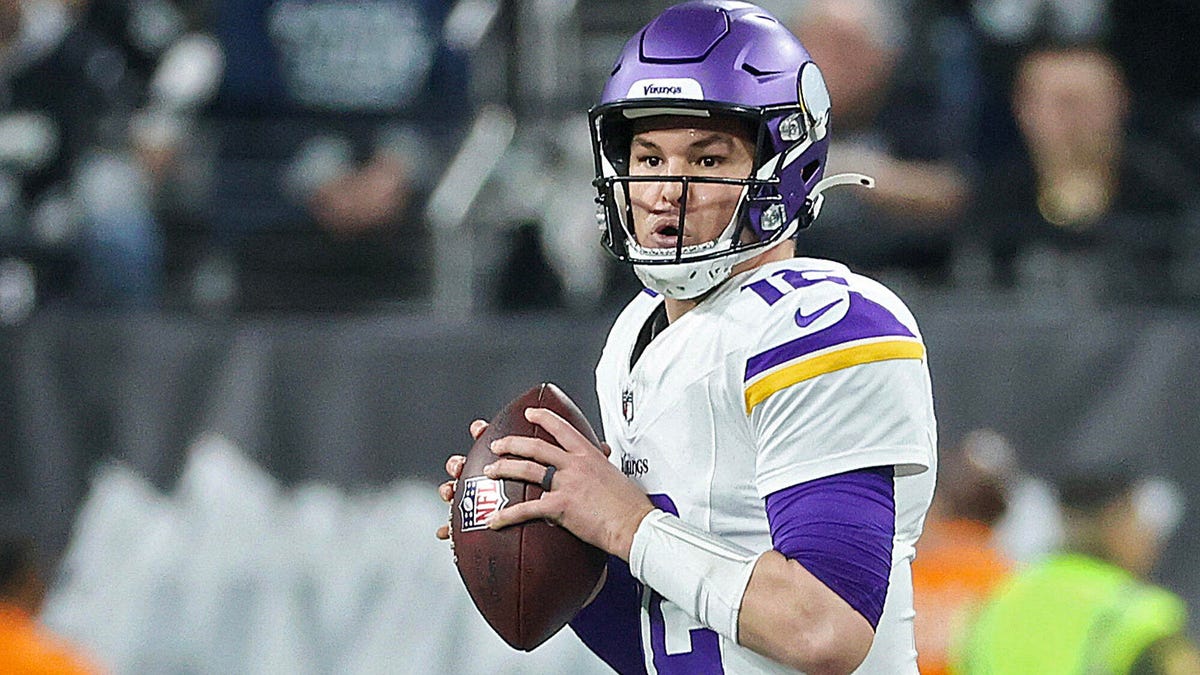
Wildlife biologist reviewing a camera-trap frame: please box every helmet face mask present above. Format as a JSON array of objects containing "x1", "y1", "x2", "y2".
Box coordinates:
[
  {"x1": 592, "y1": 101, "x2": 823, "y2": 263},
  {"x1": 607, "y1": 172, "x2": 754, "y2": 264},
  {"x1": 588, "y1": 1, "x2": 834, "y2": 299}
]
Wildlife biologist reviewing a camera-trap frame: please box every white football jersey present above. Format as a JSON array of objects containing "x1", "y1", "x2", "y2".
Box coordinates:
[{"x1": 593, "y1": 257, "x2": 937, "y2": 674}]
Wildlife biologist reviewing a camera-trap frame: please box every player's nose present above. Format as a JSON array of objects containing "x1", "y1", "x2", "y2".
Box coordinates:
[{"x1": 654, "y1": 172, "x2": 685, "y2": 205}]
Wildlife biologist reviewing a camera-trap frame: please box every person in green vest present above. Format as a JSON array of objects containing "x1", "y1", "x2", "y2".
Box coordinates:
[{"x1": 952, "y1": 464, "x2": 1200, "y2": 674}]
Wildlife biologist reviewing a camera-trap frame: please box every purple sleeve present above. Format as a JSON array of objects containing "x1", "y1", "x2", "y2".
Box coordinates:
[
  {"x1": 569, "y1": 556, "x2": 648, "y2": 675},
  {"x1": 765, "y1": 466, "x2": 895, "y2": 629}
]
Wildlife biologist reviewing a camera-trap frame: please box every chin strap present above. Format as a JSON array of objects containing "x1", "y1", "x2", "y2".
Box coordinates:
[{"x1": 806, "y1": 172, "x2": 875, "y2": 224}]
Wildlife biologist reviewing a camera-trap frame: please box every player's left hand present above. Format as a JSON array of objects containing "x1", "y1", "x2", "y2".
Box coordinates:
[
  {"x1": 485, "y1": 407, "x2": 655, "y2": 561},
  {"x1": 434, "y1": 419, "x2": 490, "y2": 541}
]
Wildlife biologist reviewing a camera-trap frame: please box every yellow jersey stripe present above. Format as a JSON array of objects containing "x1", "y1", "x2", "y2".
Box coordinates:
[{"x1": 745, "y1": 339, "x2": 925, "y2": 413}]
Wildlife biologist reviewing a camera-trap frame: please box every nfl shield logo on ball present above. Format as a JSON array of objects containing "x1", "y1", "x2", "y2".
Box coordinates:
[
  {"x1": 460, "y1": 476, "x2": 509, "y2": 531},
  {"x1": 622, "y1": 389, "x2": 635, "y2": 424}
]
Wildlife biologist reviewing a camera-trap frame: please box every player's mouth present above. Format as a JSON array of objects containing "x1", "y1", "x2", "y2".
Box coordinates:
[{"x1": 646, "y1": 218, "x2": 687, "y2": 248}]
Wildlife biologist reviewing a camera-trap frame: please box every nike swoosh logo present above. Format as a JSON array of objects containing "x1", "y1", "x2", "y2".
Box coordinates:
[{"x1": 795, "y1": 299, "x2": 842, "y2": 328}]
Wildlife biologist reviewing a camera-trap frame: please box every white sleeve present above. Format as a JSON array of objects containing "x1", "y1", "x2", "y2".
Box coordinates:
[
  {"x1": 749, "y1": 359, "x2": 935, "y2": 498},
  {"x1": 737, "y1": 273, "x2": 936, "y2": 498}
]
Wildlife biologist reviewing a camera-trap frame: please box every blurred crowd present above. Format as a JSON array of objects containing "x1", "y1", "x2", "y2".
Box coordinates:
[
  {"x1": 912, "y1": 428, "x2": 1198, "y2": 674},
  {"x1": 1, "y1": 0, "x2": 1199, "y2": 319},
  {"x1": 0, "y1": 0, "x2": 471, "y2": 318},
  {"x1": 788, "y1": 0, "x2": 1200, "y2": 306}
]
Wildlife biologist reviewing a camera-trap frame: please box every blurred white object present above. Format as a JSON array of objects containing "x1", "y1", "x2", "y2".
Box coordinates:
[
  {"x1": 148, "y1": 33, "x2": 226, "y2": 110},
  {"x1": 971, "y1": 0, "x2": 1107, "y2": 44},
  {"x1": 960, "y1": 427, "x2": 1017, "y2": 476},
  {"x1": 1135, "y1": 476, "x2": 1186, "y2": 543},
  {"x1": 42, "y1": 434, "x2": 610, "y2": 674},
  {"x1": 73, "y1": 151, "x2": 153, "y2": 223},
  {"x1": 444, "y1": 0, "x2": 501, "y2": 51},
  {"x1": 282, "y1": 135, "x2": 356, "y2": 199},
  {"x1": 538, "y1": 114, "x2": 610, "y2": 309},
  {"x1": 0, "y1": 113, "x2": 59, "y2": 170},
  {"x1": 426, "y1": 104, "x2": 517, "y2": 321},
  {"x1": 993, "y1": 474, "x2": 1064, "y2": 564},
  {"x1": 0, "y1": 258, "x2": 37, "y2": 325},
  {"x1": 128, "y1": 0, "x2": 187, "y2": 54}
]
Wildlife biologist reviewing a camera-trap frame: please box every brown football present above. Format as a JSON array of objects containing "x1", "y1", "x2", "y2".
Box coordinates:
[{"x1": 450, "y1": 382, "x2": 608, "y2": 651}]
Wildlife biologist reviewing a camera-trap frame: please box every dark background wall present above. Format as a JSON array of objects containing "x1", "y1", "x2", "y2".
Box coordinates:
[{"x1": 3, "y1": 298, "x2": 1199, "y2": 630}]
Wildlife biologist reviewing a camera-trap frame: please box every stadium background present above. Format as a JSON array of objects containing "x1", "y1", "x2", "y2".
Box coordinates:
[{"x1": 2, "y1": 0, "x2": 1200, "y2": 671}]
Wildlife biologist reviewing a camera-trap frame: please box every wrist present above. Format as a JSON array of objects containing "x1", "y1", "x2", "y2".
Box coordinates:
[
  {"x1": 615, "y1": 503, "x2": 657, "y2": 561},
  {"x1": 628, "y1": 510, "x2": 762, "y2": 642}
]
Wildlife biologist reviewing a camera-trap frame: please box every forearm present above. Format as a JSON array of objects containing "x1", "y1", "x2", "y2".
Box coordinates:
[
  {"x1": 737, "y1": 551, "x2": 873, "y2": 674},
  {"x1": 628, "y1": 511, "x2": 873, "y2": 673}
]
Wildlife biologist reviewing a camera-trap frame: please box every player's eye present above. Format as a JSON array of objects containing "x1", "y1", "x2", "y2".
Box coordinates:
[
  {"x1": 697, "y1": 155, "x2": 722, "y2": 168},
  {"x1": 631, "y1": 154, "x2": 664, "y2": 171}
]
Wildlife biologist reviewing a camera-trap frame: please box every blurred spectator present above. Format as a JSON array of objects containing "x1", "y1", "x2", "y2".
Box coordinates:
[
  {"x1": 790, "y1": 0, "x2": 973, "y2": 286},
  {"x1": 157, "y1": 0, "x2": 472, "y2": 312},
  {"x1": 967, "y1": 0, "x2": 1200, "y2": 175},
  {"x1": 965, "y1": 0, "x2": 1111, "y2": 163},
  {"x1": 913, "y1": 428, "x2": 1015, "y2": 675},
  {"x1": 969, "y1": 44, "x2": 1195, "y2": 304},
  {"x1": 1, "y1": 537, "x2": 100, "y2": 673},
  {"x1": 954, "y1": 464, "x2": 1199, "y2": 674},
  {"x1": 0, "y1": 0, "x2": 170, "y2": 311}
]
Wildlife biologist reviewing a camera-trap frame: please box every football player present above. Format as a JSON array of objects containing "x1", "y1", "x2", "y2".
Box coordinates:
[{"x1": 438, "y1": 1, "x2": 937, "y2": 672}]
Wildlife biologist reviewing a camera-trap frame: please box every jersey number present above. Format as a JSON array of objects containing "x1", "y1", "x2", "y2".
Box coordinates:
[
  {"x1": 645, "y1": 494, "x2": 724, "y2": 674},
  {"x1": 742, "y1": 269, "x2": 848, "y2": 306}
]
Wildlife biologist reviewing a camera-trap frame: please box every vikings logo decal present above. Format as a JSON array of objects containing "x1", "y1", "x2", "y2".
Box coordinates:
[{"x1": 621, "y1": 388, "x2": 635, "y2": 424}]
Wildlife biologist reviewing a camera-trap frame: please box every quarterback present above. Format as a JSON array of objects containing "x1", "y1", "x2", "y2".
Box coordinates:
[{"x1": 439, "y1": 1, "x2": 937, "y2": 673}]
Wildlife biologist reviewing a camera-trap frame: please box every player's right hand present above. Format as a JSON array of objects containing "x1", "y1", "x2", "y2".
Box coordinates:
[
  {"x1": 435, "y1": 419, "x2": 489, "y2": 540},
  {"x1": 485, "y1": 407, "x2": 653, "y2": 559}
]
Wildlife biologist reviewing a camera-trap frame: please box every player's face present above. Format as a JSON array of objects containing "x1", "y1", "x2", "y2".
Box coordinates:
[{"x1": 626, "y1": 116, "x2": 756, "y2": 250}]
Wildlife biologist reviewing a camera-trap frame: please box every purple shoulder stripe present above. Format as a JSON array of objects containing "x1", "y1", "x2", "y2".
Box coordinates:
[
  {"x1": 745, "y1": 292, "x2": 915, "y2": 381},
  {"x1": 765, "y1": 467, "x2": 895, "y2": 629}
]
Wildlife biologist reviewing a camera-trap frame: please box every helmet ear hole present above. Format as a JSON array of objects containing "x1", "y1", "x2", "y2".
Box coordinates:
[{"x1": 801, "y1": 160, "x2": 821, "y2": 182}]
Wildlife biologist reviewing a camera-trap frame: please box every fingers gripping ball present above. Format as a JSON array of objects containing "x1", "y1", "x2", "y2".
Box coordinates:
[{"x1": 450, "y1": 382, "x2": 607, "y2": 650}]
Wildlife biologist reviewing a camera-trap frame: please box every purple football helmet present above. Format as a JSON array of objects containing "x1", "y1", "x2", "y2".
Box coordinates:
[{"x1": 590, "y1": 0, "x2": 859, "y2": 298}]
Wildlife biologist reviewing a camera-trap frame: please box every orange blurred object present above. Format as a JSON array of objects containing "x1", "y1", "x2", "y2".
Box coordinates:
[
  {"x1": 0, "y1": 604, "x2": 100, "y2": 675},
  {"x1": 912, "y1": 517, "x2": 1011, "y2": 675}
]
